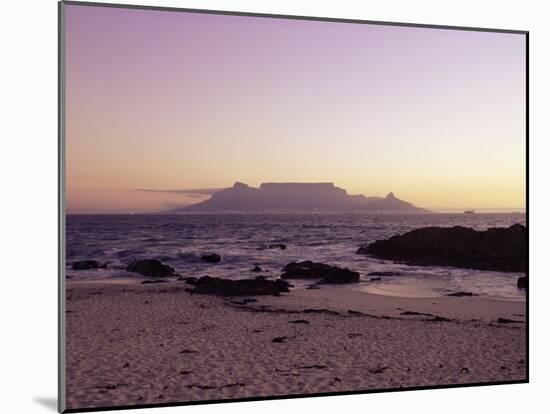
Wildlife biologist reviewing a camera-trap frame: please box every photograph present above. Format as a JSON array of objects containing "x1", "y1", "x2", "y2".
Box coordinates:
[{"x1": 61, "y1": 1, "x2": 527, "y2": 411}]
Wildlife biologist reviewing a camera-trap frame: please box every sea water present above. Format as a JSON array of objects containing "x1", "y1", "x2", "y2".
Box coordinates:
[{"x1": 66, "y1": 213, "x2": 526, "y2": 301}]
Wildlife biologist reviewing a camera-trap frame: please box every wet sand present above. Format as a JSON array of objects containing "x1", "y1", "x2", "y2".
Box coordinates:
[{"x1": 65, "y1": 281, "x2": 526, "y2": 410}]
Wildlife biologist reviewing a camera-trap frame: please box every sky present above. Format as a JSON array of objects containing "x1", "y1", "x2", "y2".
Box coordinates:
[{"x1": 64, "y1": 4, "x2": 526, "y2": 213}]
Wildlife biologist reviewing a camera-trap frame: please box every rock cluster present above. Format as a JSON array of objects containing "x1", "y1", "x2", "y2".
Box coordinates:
[
  {"x1": 281, "y1": 261, "x2": 359, "y2": 284},
  {"x1": 185, "y1": 275, "x2": 290, "y2": 296},
  {"x1": 126, "y1": 259, "x2": 175, "y2": 277},
  {"x1": 358, "y1": 224, "x2": 526, "y2": 272}
]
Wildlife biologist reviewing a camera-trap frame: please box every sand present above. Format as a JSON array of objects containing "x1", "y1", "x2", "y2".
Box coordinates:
[{"x1": 65, "y1": 281, "x2": 526, "y2": 410}]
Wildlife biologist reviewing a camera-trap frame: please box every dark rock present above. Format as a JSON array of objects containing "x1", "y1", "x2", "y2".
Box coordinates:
[
  {"x1": 257, "y1": 243, "x2": 287, "y2": 250},
  {"x1": 357, "y1": 224, "x2": 526, "y2": 272},
  {"x1": 201, "y1": 253, "x2": 221, "y2": 263},
  {"x1": 126, "y1": 259, "x2": 175, "y2": 277},
  {"x1": 367, "y1": 271, "x2": 402, "y2": 276},
  {"x1": 303, "y1": 308, "x2": 340, "y2": 316},
  {"x1": 141, "y1": 280, "x2": 169, "y2": 285},
  {"x1": 432, "y1": 316, "x2": 452, "y2": 322},
  {"x1": 369, "y1": 367, "x2": 388, "y2": 374},
  {"x1": 497, "y1": 317, "x2": 523, "y2": 324},
  {"x1": 272, "y1": 336, "x2": 289, "y2": 343},
  {"x1": 306, "y1": 284, "x2": 321, "y2": 289},
  {"x1": 239, "y1": 298, "x2": 258, "y2": 303},
  {"x1": 347, "y1": 310, "x2": 365, "y2": 316},
  {"x1": 72, "y1": 260, "x2": 102, "y2": 270},
  {"x1": 185, "y1": 384, "x2": 216, "y2": 390},
  {"x1": 356, "y1": 246, "x2": 370, "y2": 255},
  {"x1": 281, "y1": 261, "x2": 360, "y2": 284},
  {"x1": 122, "y1": 362, "x2": 130, "y2": 368},
  {"x1": 181, "y1": 276, "x2": 199, "y2": 284},
  {"x1": 517, "y1": 276, "x2": 527, "y2": 289},
  {"x1": 401, "y1": 311, "x2": 434, "y2": 317},
  {"x1": 252, "y1": 266, "x2": 263, "y2": 272},
  {"x1": 446, "y1": 291, "x2": 479, "y2": 297},
  {"x1": 289, "y1": 319, "x2": 310, "y2": 324},
  {"x1": 369, "y1": 277, "x2": 382, "y2": 282},
  {"x1": 229, "y1": 297, "x2": 258, "y2": 306},
  {"x1": 186, "y1": 276, "x2": 290, "y2": 296}
]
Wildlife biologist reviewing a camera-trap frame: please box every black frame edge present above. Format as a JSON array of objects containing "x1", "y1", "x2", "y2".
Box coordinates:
[
  {"x1": 64, "y1": 379, "x2": 529, "y2": 413},
  {"x1": 58, "y1": 1, "x2": 67, "y2": 412},
  {"x1": 525, "y1": 31, "x2": 530, "y2": 383},
  {"x1": 60, "y1": 0, "x2": 528, "y2": 35}
]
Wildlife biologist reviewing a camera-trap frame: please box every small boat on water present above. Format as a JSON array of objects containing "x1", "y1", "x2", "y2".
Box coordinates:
[{"x1": 464, "y1": 209, "x2": 475, "y2": 214}]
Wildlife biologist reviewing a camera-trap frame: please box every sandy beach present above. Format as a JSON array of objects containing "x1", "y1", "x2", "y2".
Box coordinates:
[{"x1": 65, "y1": 280, "x2": 526, "y2": 410}]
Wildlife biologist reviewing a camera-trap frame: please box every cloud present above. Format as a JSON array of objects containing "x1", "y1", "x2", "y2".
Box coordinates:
[{"x1": 135, "y1": 187, "x2": 225, "y2": 196}]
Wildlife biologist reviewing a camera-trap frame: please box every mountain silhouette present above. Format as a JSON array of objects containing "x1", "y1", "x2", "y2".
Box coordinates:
[{"x1": 168, "y1": 182, "x2": 429, "y2": 213}]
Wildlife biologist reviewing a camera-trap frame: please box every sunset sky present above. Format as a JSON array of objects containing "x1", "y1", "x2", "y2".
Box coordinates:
[{"x1": 65, "y1": 4, "x2": 526, "y2": 213}]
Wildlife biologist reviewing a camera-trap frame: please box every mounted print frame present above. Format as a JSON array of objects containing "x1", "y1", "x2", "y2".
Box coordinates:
[{"x1": 59, "y1": 1, "x2": 528, "y2": 412}]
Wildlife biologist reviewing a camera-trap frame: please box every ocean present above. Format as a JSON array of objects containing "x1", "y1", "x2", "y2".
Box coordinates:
[{"x1": 66, "y1": 213, "x2": 527, "y2": 301}]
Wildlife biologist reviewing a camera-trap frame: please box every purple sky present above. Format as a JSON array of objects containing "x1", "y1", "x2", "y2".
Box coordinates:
[{"x1": 65, "y1": 4, "x2": 526, "y2": 213}]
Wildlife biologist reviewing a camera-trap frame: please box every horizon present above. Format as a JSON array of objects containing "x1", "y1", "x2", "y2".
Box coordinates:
[
  {"x1": 66, "y1": 180, "x2": 526, "y2": 215},
  {"x1": 65, "y1": 5, "x2": 526, "y2": 214}
]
